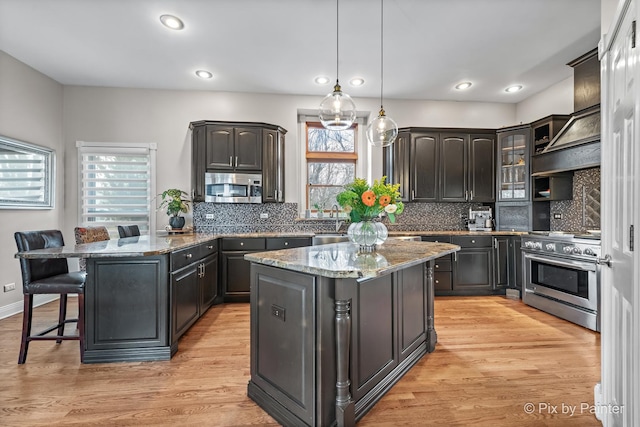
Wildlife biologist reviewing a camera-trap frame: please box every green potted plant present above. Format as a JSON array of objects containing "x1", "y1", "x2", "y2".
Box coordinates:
[{"x1": 159, "y1": 188, "x2": 190, "y2": 230}]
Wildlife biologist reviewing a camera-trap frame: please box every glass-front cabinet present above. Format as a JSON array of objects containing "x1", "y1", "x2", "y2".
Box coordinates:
[{"x1": 497, "y1": 125, "x2": 530, "y2": 201}]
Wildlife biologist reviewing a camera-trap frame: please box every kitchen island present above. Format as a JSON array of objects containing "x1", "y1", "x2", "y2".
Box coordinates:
[{"x1": 245, "y1": 239, "x2": 459, "y2": 427}]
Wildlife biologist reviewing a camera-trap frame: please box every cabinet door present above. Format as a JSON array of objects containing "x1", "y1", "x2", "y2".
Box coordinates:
[
  {"x1": 440, "y1": 134, "x2": 468, "y2": 202},
  {"x1": 384, "y1": 132, "x2": 411, "y2": 202},
  {"x1": 262, "y1": 129, "x2": 284, "y2": 202},
  {"x1": 221, "y1": 251, "x2": 252, "y2": 302},
  {"x1": 398, "y1": 264, "x2": 427, "y2": 361},
  {"x1": 469, "y1": 134, "x2": 496, "y2": 202},
  {"x1": 497, "y1": 128, "x2": 530, "y2": 201},
  {"x1": 200, "y1": 254, "x2": 218, "y2": 314},
  {"x1": 205, "y1": 125, "x2": 235, "y2": 170},
  {"x1": 234, "y1": 128, "x2": 262, "y2": 170},
  {"x1": 412, "y1": 133, "x2": 438, "y2": 201},
  {"x1": 191, "y1": 125, "x2": 207, "y2": 201},
  {"x1": 453, "y1": 248, "x2": 493, "y2": 290},
  {"x1": 493, "y1": 236, "x2": 511, "y2": 289},
  {"x1": 171, "y1": 263, "x2": 200, "y2": 341},
  {"x1": 513, "y1": 237, "x2": 523, "y2": 291}
]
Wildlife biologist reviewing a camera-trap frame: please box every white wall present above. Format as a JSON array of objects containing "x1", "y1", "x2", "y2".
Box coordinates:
[
  {"x1": 0, "y1": 50, "x2": 64, "y2": 316},
  {"x1": 515, "y1": 76, "x2": 575, "y2": 124}
]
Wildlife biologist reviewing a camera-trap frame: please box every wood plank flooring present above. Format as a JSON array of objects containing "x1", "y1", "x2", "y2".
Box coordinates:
[{"x1": 0, "y1": 296, "x2": 600, "y2": 426}]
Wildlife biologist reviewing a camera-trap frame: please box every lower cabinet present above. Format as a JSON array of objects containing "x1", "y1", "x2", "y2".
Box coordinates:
[
  {"x1": 221, "y1": 237, "x2": 312, "y2": 302},
  {"x1": 421, "y1": 235, "x2": 453, "y2": 292},
  {"x1": 493, "y1": 235, "x2": 523, "y2": 294},
  {"x1": 170, "y1": 241, "x2": 218, "y2": 343},
  {"x1": 451, "y1": 236, "x2": 494, "y2": 293}
]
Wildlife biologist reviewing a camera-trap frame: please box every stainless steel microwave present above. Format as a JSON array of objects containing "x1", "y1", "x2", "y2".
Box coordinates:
[{"x1": 205, "y1": 172, "x2": 262, "y2": 203}]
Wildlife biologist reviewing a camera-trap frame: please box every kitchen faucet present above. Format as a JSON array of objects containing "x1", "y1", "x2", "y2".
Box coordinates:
[{"x1": 330, "y1": 204, "x2": 344, "y2": 233}]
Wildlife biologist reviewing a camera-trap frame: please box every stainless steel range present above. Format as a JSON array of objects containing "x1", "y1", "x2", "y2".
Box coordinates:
[{"x1": 521, "y1": 232, "x2": 601, "y2": 332}]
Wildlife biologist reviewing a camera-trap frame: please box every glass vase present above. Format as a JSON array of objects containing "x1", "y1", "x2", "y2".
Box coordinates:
[{"x1": 347, "y1": 219, "x2": 388, "y2": 252}]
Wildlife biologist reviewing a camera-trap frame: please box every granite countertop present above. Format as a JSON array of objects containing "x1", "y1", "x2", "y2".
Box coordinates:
[
  {"x1": 15, "y1": 234, "x2": 219, "y2": 259},
  {"x1": 245, "y1": 239, "x2": 460, "y2": 280}
]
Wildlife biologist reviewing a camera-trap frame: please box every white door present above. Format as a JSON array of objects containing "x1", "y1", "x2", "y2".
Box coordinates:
[{"x1": 598, "y1": 0, "x2": 640, "y2": 425}]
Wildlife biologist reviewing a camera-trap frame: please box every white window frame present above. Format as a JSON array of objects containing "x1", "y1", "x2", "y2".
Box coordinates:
[{"x1": 76, "y1": 141, "x2": 157, "y2": 235}]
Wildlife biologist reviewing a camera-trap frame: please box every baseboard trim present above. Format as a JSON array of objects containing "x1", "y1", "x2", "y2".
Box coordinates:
[{"x1": 0, "y1": 295, "x2": 63, "y2": 320}]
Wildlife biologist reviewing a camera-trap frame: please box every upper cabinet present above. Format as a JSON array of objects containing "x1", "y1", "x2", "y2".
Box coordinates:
[
  {"x1": 384, "y1": 128, "x2": 495, "y2": 203},
  {"x1": 496, "y1": 125, "x2": 530, "y2": 202},
  {"x1": 190, "y1": 121, "x2": 286, "y2": 202}
]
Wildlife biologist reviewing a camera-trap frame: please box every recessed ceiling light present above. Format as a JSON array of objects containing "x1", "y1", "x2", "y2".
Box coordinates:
[
  {"x1": 455, "y1": 82, "x2": 472, "y2": 90},
  {"x1": 195, "y1": 70, "x2": 213, "y2": 79},
  {"x1": 505, "y1": 85, "x2": 523, "y2": 93},
  {"x1": 159, "y1": 14, "x2": 184, "y2": 30},
  {"x1": 349, "y1": 77, "x2": 365, "y2": 87},
  {"x1": 314, "y1": 76, "x2": 330, "y2": 85}
]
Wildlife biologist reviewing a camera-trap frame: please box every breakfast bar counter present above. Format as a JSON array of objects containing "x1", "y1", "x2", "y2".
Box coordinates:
[{"x1": 245, "y1": 239, "x2": 459, "y2": 427}]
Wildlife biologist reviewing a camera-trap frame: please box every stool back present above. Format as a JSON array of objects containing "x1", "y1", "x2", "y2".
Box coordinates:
[
  {"x1": 14, "y1": 230, "x2": 69, "y2": 292},
  {"x1": 117, "y1": 225, "x2": 140, "y2": 238},
  {"x1": 74, "y1": 226, "x2": 110, "y2": 271}
]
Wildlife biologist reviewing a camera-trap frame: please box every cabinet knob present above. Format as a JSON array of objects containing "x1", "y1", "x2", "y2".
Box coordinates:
[
  {"x1": 284, "y1": 242, "x2": 288, "y2": 246},
  {"x1": 435, "y1": 280, "x2": 439, "y2": 284},
  {"x1": 207, "y1": 245, "x2": 214, "y2": 250},
  {"x1": 185, "y1": 253, "x2": 192, "y2": 259},
  {"x1": 435, "y1": 264, "x2": 439, "y2": 268},
  {"x1": 240, "y1": 242, "x2": 244, "y2": 246},
  {"x1": 471, "y1": 239, "x2": 476, "y2": 244}
]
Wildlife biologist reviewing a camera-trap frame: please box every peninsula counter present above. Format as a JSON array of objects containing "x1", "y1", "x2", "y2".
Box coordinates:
[{"x1": 245, "y1": 239, "x2": 459, "y2": 427}]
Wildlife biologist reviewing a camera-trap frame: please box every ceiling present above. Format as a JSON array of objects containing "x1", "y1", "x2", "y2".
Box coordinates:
[{"x1": 0, "y1": 0, "x2": 601, "y2": 104}]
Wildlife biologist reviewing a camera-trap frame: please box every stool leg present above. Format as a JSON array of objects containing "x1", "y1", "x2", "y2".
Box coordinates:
[
  {"x1": 18, "y1": 294, "x2": 33, "y2": 364},
  {"x1": 77, "y1": 294, "x2": 85, "y2": 363},
  {"x1": 57, "y1": 294, "x2": 68, "y2": 343}
]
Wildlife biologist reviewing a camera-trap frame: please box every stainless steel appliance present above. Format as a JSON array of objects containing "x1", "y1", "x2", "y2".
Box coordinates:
[
  {"x1": 467, "y1": 206, "x2": 493, "y2": 231},
  {"x1": 205, "y1": 172, "x2": 262, "y2": 203},
  {"x1": 522, "y1": 232, "x2": 601, "y2": 331}
]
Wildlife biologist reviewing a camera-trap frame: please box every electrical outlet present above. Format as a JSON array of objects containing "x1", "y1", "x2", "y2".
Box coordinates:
[
  {"x1": 260, "y1": 213, "x2": 269, "y2": 219},
  {"x1": 3, "y1": 283, "x2": 16, "y2": 293},
  {"x1": 205, "y1": 213, "x2": 214, "y2": 219},
  {"x1": 553, "y1": 213, "x2": 563, "y2": 219}
]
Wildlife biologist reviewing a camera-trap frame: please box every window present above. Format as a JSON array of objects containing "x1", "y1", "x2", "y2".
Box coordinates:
[
  {"x1": 306, "y1": 122, "x2": 357, "y2": 212},
  {"x1": 0, "y1": 135, "x2": 55, "y2": 209},
  {"x1": 77, "y1": 142, "x2": 156, "y2": 234}
]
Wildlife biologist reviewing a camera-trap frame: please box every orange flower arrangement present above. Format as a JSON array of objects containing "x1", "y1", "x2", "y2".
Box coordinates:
[{"x1": 336, "y1": 176, "x2": 404, "y2": 223}]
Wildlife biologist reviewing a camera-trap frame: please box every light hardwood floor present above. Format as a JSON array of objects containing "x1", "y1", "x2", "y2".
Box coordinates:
[{"x1": 0, "y1": 296, "x2": 600, "y2": 426}]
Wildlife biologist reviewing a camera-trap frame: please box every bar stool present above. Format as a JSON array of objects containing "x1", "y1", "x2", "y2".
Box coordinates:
[
  {"x1": 74, "y1": 226, "x2": 110, "y2": 271},
  {"x1": 14, "y1": 230, "x2": 86, "y2": 364},
  {"x1": 117, "y1": 225, "x2": 140, "y2": 238}
]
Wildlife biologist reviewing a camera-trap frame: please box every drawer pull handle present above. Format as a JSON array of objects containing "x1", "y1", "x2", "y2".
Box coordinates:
[
  {"x1": 185, "y1": 253, "x2": 192, "y2": 259},
  {"x1": 207, "y1": 245, "x2": 214, "y2": 250}
]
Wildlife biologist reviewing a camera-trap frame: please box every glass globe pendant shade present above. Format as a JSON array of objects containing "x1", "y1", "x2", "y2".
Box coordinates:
[
  {"x1": 366, "y1": 108, "x2": 398, "y2": 147},
  {"x1": 319, "y1": 82, "x2": 357, "y2": 130}
]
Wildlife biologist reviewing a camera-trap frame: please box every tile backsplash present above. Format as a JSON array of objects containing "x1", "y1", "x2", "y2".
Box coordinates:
[
  {"x1": 550, "y1": 167, "x2": 601, "y2": 233},
  {"x1": 193, "y1": 201, "x2": 486, "y2": 234}
]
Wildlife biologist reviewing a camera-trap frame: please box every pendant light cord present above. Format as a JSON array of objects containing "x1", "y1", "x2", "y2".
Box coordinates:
[
  {"x1": 336, "y1": 0, "x2": 340, "y2": 85},
  {"x1": 380, "y1": 0, "x2": 384, "y2": 109}
]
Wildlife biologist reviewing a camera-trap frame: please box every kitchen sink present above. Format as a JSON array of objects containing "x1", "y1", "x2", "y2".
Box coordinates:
[{"x1": 312, "y1": 234, "x2": 350, "y2": 245}]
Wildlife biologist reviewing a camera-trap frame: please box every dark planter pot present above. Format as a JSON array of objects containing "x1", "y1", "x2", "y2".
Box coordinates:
[{"x1": 169, "y1": 216, "x2": 185, "y2": 230}]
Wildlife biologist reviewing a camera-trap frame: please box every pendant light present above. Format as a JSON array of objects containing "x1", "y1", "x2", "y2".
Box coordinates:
[
  {"x1": 319, "y1": 0, "x2": 357, "y2": 131},
  {"x1": 366, "y1": 0, "x2": 398, "y2": 147}
]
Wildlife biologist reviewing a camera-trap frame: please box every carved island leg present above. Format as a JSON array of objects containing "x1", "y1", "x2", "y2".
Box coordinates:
[
  {"x1": 335, "y1": 298, "x2": 355, "y2": 427},
  {"x1": 425, "y1": 260, "x2": 438, "y2": 353}
]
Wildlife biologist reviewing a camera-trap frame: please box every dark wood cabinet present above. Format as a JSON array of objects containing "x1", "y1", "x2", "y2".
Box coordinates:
[
  {"x1": 262, "y1": 128, "x2": 286, "y2": 203},
  {"x1": 421, "y1": 235, "x2": 452, "y2": 292},
  {"x1": 384, "y1": 128, "x2": 495, "y2": 203},
  {"x1": 531, "y1": 114, "x2": 570, "y2": 154},
  {"x1": 496, "y1": 125, "x2": 531, "y2": 202},
  {"x1": 170, "y1": 242, "x2": 219, "y2": 342},
  {"x1": 451, "y1": 236, "x2": 493, "y2": 293},
  {"x1": 190, "y1": 121, "x2": 286, "y2": 202},
  {"x1": 220, "y1": 237, "x2": 311, "y2": 302},
  {"x1": 493, "y1": 236, "x2": 511, "y2": 289}
]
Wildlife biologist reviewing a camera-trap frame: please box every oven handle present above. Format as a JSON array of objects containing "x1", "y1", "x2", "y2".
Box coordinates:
[{"x1": 523, "y1": 252, "x2": 597, "y2": 272}]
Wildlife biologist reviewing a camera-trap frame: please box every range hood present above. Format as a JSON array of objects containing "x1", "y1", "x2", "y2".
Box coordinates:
[
  {"x1": 531, "y1": 49, "x2": 601, "y2": 176},
  {"x1": 531, "y1": 104, "x2": 600, "y2": 176}
]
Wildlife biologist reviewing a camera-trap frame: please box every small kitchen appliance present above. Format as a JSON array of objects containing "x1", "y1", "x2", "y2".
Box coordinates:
[{"x1": 467, "y1": 206, "x2": 493, "y2": 231}]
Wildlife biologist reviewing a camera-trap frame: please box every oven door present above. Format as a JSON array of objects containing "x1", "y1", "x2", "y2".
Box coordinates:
[{"x1": 523, "y1": 252, "x2": 599, "y2": 312}]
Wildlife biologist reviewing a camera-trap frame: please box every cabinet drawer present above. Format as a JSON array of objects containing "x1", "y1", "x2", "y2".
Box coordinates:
[
  {"x1": 434, "y1": 272, "x2": 452, "y2": 291},
  {"x1": 451, "y1": 235, "x2": 492, "y2": 248},
  {"x1": 198, "y1": 240, "x2": 218, "y2": 258},
  {"x1": 171, "y1": 245, "x2": 200, "y2": 271},
  {"x1": 421, "y1": 235, "x2": 451, "y2": 243},
  {"x1": 266, "y1": 237, "x2": 311, "y2": 250},
  {"x1": 221, "y1": 238, "x2": 266, "y2": 251},
  {"x1": 434, "y1": 258, "x2": 452, "y2": 272}
]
